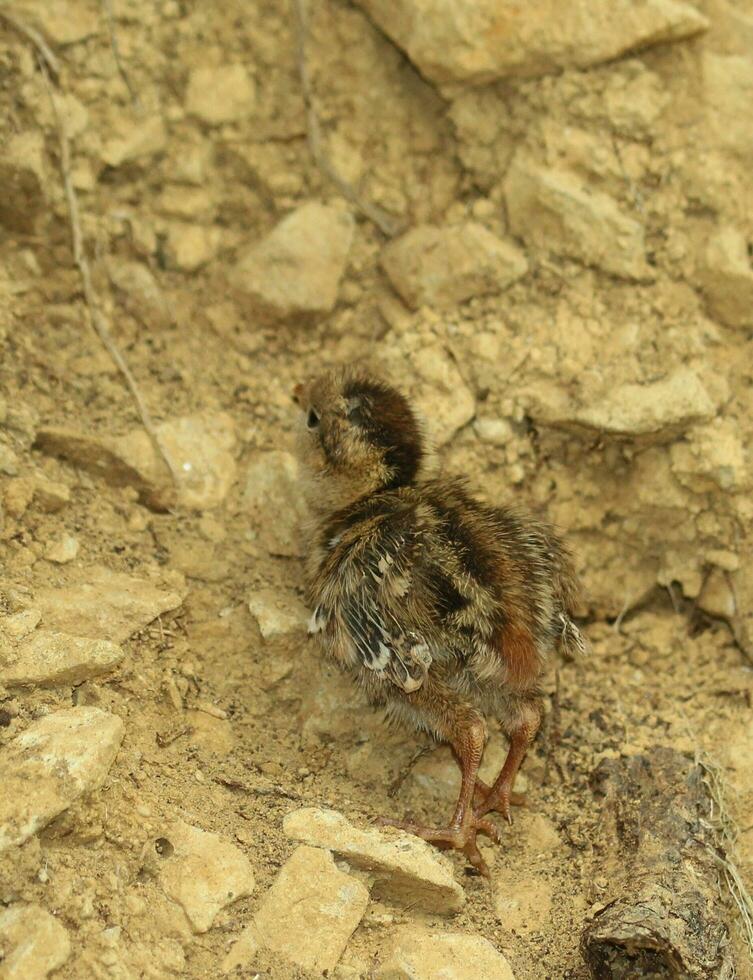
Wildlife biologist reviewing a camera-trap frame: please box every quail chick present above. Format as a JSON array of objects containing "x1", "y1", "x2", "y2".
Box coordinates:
[{"x1": 293, "y1": 366, "x2": 586, "y2": 875}]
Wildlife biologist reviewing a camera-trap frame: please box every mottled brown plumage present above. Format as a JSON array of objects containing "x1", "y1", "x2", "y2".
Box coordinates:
[{"x1": 294, "y1": 366, "x2": 586, "y2": 875}]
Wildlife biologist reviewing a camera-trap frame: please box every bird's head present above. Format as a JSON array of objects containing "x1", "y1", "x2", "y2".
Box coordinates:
[{"x1": 293, "y1": 366, "x2": 425, "y2": 512}]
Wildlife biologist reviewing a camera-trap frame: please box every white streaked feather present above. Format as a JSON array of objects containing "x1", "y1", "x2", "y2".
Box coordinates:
[{"x1": 308, "y1": 606, "x2": 328, "y2": 634}]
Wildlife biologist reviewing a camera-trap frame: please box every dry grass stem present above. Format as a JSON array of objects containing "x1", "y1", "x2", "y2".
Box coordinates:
[
  {"x1": 698, "y1": 755, "x2": 753, "y2": 963},
  {"x1": 0, "y1": 8, "x2": 59, "y2": 75},
  {"x1": 291, "y1": 0, "x2": 401, "y2": 237},
  {"x1": 101, "y1": 0, "x2": 140, "y2": 107},
  {"x1": 38, "y1": 59, "x2": 179, "y2": 485}
]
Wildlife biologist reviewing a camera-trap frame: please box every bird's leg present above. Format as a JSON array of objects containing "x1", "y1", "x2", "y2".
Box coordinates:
[
  {"x1": 474, "y1": 708, "x2": 540, "y2": 822},
  {"x1": 472, "y1": 777, "x2": 527, "y2": 812},
  {"x1": 379, "y1": 706, "x2": 499, "y2": 876}
]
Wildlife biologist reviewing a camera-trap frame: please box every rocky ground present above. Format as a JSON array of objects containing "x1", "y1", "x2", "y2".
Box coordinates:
[{"x1": 1, "y1": 0, "x2": 753, "y2": 977}]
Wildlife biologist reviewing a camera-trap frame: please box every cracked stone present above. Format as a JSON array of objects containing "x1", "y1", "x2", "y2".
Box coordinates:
[
  {"x1": 283, "y1": 807, "x2": 464, "y2": 914},
  {"x1": 0, "y1": 707, "x2": 124, "y2": 852}
]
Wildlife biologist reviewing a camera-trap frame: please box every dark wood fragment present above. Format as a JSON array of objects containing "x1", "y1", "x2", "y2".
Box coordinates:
[{"x1": 581, "y1": 747, "x2": 734, "y2": 980}]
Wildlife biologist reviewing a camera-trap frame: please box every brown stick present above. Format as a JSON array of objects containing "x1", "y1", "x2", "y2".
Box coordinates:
[
  {"x1": 582, "y1": 748, "x2": 735, "y2": 979},
  {"x1": 38, "y1": 60, "x2": 178, "y2": 485},
  {"x1": 291, "y1": 0, "x2": 401, "y2": 238}
]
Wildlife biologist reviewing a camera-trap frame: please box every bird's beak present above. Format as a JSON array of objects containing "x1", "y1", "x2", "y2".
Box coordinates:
[{"x1": 292, "y1": 383, "x2": 304, "y2": 406}]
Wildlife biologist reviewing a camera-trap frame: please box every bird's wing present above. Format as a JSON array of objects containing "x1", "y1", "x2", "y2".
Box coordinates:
[{"x1": 312, "y1": 515, "x2": 434, "y2": 693}]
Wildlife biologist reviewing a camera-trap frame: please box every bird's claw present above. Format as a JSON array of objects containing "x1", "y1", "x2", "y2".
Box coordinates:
[
  {"x1": 377, "y1": 813, "x2": 499, "y2": 877},
  {"x1": 473, "y1": 783, "x2": 527, "y2": 822}
]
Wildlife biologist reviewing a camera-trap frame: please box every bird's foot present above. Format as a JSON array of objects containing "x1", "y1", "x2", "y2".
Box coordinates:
[
  {"x1": 473, "y1": 778, "x2": 527, "y2": 822},
  {"x1": 377, "y1": 812, "x2": 499, "y2": 877}
]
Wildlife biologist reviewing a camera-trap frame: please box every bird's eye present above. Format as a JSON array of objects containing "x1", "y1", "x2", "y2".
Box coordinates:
[{"x1": 306, "y1": 408, "x2": 320, "y2": 429}]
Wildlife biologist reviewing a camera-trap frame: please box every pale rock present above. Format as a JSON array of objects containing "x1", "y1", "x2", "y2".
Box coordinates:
[
  {"x1": 3, "y1": 477, "x2": 35, "y2": 518},
  {"x1": 14, "y1": 0, "x2": 99, "y2": 44},
  {"x1": 0, "y1": 631, "x2": 123, "y2": 687},
  {"x1": 101, "y1": 115, "x2": 167, "y2": 168},
  {"x1": 283, "y1": 807, "x2": 465, "y2": 914},
  {"x1": 538, "y1": 121, "x2": 629, "y2": 187},
  {"x1": 186, "y1": 65, "x2": 256, "y2": 125},
  {"x1": 158, "y1": 185, "x2": 214, "y2": 220},
  {"x1": 407, "y1": 343, "x2": 475, "y2": 445},
  {"x1": 0, "y1": 442, "x2": 18, "y2": 475},
  {"x1": 670, "y1": 420, "x2": 750, "y2": 493},
  {"x1": 57, "y1": 93, "x2": 89, "y2": 140},
  {"x1": 165, "y1": 222, "x2": 221, "y2": 272},
  {"x1": 352, "y1": 0, "x2": 707, "y2": 85},
  {"x1": 132, "y1": 413, "x2": 236, "y2": 509},
  {"x1": 469, "y1": 331, "x2": 502, "y2": 362},
  {"x1": 34, "y1": 566, "x2": 185, "y2": 643},
  {"x1": 36, "y1": 411, "x2": 237, "y2": 510},
  {"x1": 374, "y1": 927, "x2": 515, "y2": 980},
  {"x1": 108, "y1": 259, "x2": 173, "y2": 330},
  {"x1": 703, "y1": 53, "x2": 753, "y2": 158},
  {"x1": 2, "y1": 399, "x2": 37, "y2": 440},
  {"x1": 703, "y1": 550, "x2": 740, "y2": 574},
  {"x1": 226, "y1": 845, "x2": 368, "y2": 974},
  {"x1": 157, "y1": 819, "x2": 255, "y2": 933},
  {"x1": 243, "y1": 450, "x2": 308, "y2": 556},
  {"x1": 231, "y1": 202, "x2": 354, "y2": 319},
  {"x1": 0, "y1": 131, "x2": 47, "y2": 234},
  {"x1": 0, "y1": 904, "x2": 71, "y2": 980},
  {"x1": 697, "y1": 569, "x2": 736, "y2": 622},
  {"x1": 447, "y1": 85, "x2": 516, "y2": 191},
  {"x1": 381, "y1": 223, "x2": 527, "y2": 310},
  {"x1": 44, "y1": 535, "x2": 80, "y2": 564},
  {"x1": 505, "y1": 158, "x2": 650, "y2": 280},
  {"x1": 0, "y1": 707, "x2": 124, "y2": 851},
  {"x1": 527, "y1": 368, "x2": 716, "y2": 439},
  {"x1": 33, "y1": 479, "x2": 71, "y2": 513},
  {"x1": 601, "y1": 65, "x2": 670, "y2": 136},
  {"x1": 474, "y1": 417, "x2": 513, "y2": 446},
  {"x1": 170, "y1": 143, "x2": 211, "y2": 186},
  {"x1": 71, "y1": 159, "x2": 95, "y2": 192},
  {"x1": 248, "y1": 589, "x2": 307, "y2": 639},
  {"x1": 696, "y1": 226, "x2": 753, "y2": 329},
  {"x1": 0, "y1": 608, "x2": 41, "y2": 639}
]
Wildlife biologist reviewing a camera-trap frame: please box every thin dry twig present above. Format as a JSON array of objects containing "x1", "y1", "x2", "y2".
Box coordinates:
[
  {"x1": 156, "y1": 725, "x2": 191, "y2": 747},
  {"x1": 291, "y1": 0, "x2": 401, "y2": 237},
  {"x1": 38, "y1": 59, "x2": 179, "y2": 485},
  {"x1": 612, "y1": 592, "x2": 633, "y2": 633},
  {"x1": 215, "y1": 775, "x2": 302, "y2": 802},
  {"x1": 101, "y1": 0, "x2": 140, "y2": 107},
  {"x1": 0, "y1": 8, "x2": 59, "y2": 76},
  {"x1": 388, "y1": 743, "x2": 430, "y2": 798},
  {"x1": 698, "y1": 755, "x2": 753, "y2": 962}
]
